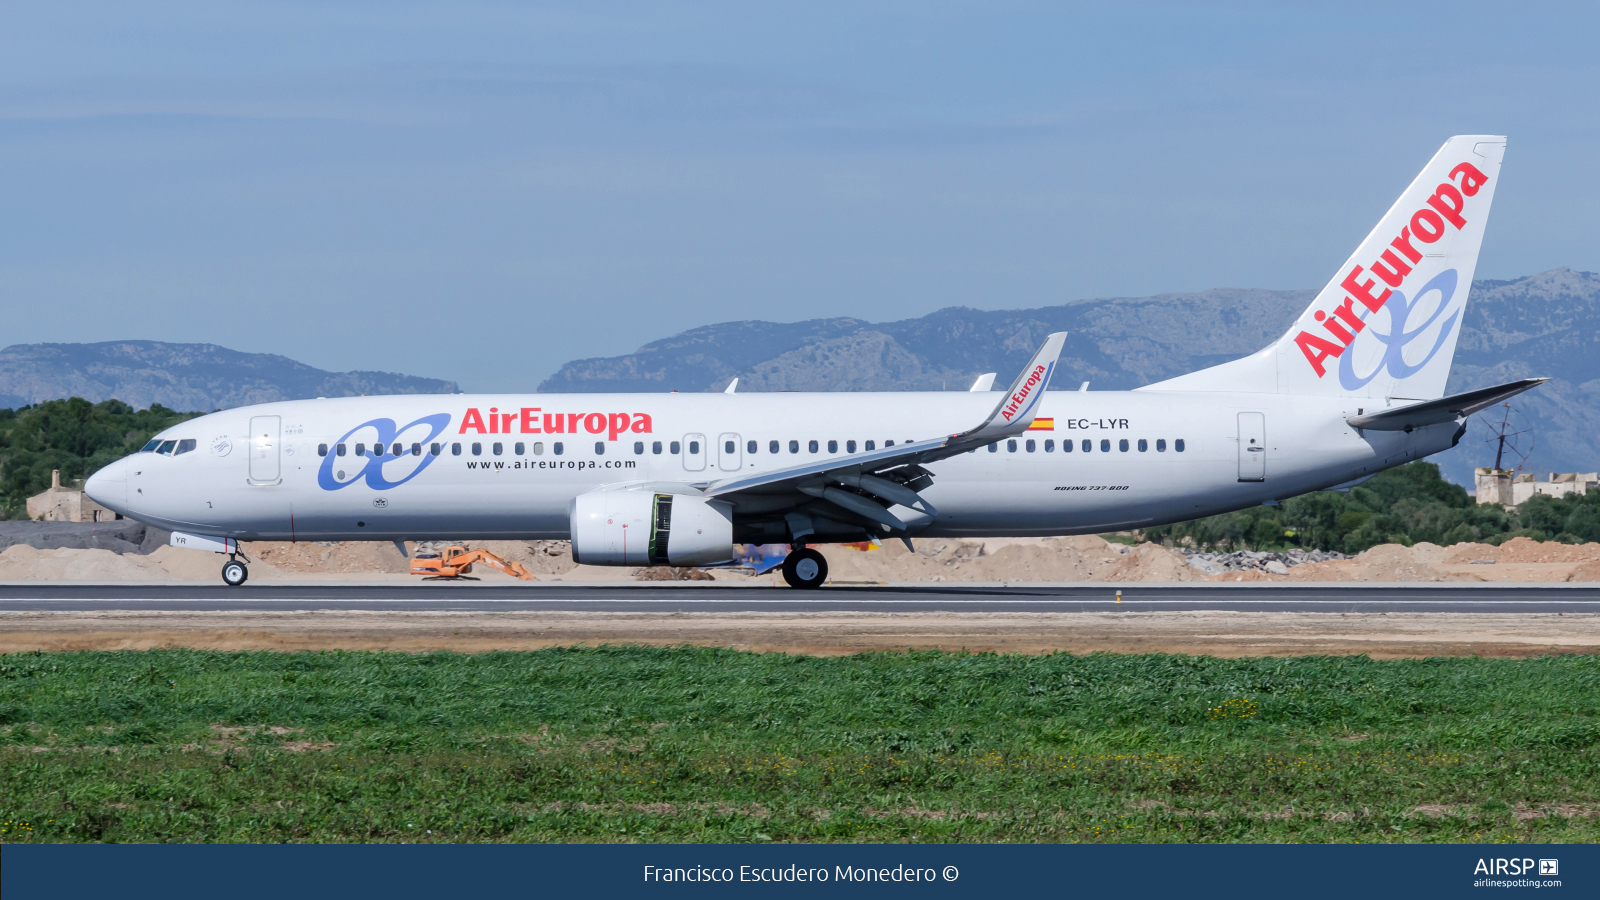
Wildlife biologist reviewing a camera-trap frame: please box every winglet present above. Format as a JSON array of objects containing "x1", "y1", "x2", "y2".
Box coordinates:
[
  {"x1": 968, "y1": 373, "x2": 996, "y2": 392},
  {"x1": 962, "y1": 332, "x2": 1067, "y2": 443},
  {"x1": 724, "y1": 378, "x2": 738, "y2": 394}
]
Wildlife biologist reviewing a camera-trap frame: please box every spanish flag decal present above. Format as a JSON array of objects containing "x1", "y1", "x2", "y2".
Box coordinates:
[{"x1": 1027, "y1": 418, "x2": 1054, "y2": 431}]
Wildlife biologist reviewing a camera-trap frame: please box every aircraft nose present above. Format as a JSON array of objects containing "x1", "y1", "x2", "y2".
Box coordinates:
[{"x1": 85, "y1": 457, "x2": 128, "y2": 508}]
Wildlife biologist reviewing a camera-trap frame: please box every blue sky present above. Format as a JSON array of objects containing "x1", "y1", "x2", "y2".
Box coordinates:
[{"x1": 2, "y1": 2, "x2": 1597, "y2": 390}]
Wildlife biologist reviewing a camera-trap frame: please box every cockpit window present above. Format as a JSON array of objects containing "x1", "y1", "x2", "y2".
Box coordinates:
[
  {"x1": 156, "y1": 440, "x2": 177, "y2": 455},
  {"x1": 173, "y1": 439, "x2": 197, "y2": 456},
  {"x1": 140, "y1": 439, "x2": 162, "y2": 452}
]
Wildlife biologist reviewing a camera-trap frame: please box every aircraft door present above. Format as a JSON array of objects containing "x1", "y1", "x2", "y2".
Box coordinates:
[
  {"x1": 682, "y1": 433, "x2": 707, "y2": 472},
  {"x1": 249, "y1": 415, "x2": 282, "y2": 484},
  {"x1": 1237, "y1": 412, "x2": 1265, "y2": 482},
  {"x1": 717, "y1": 432, "x2": 742, "y2": 471}
]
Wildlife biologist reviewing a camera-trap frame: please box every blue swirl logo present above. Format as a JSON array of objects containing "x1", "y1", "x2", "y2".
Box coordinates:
[
  {"x1": 1338, "y1": 268, "x2": 1462, "y2": 391},
  {"x1": 317, "y1": 413, "x2": 452, "y2": 491}
]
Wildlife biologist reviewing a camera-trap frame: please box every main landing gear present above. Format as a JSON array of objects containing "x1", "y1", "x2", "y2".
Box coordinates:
[
  {"x1": 781, "y1": 547, "x2": 828, "y2": 590},
  {"x1": 221, "y1": 556, "x2": 249, "y2": 586}
]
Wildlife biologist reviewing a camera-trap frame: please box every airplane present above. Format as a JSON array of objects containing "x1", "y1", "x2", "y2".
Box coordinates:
[{"x1": 86, "y1": 134, "x2": 1544, "y2": 589}]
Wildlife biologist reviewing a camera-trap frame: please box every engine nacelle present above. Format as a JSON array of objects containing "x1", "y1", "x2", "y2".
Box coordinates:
[{"x1": 569, "y1": 487, "x2": 734, "y2": 567}]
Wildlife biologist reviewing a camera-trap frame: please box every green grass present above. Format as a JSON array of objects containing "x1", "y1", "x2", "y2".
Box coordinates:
[{"x1": 2, "y1": 648, "x2": 1599, "y2": 843}]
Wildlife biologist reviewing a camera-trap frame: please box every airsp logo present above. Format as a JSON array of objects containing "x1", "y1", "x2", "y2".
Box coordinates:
[
  {"x1": 373, "y1": 498, "x2": 389, "y2": 509},
  {"x1": 210, "y1": 436, "x2": 232, "y2": 457},
  {"x1": 1474, "y1": 858, "x2": 1549, "y2": 876}
]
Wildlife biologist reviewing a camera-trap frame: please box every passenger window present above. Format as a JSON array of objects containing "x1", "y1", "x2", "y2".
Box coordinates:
[
  {"x1": 355, "y1": 443, "x2": 366, "y2": 457},
  {"x1": 554, "y1": 442, "x2": 564, "y2": 455},
  {"x1": 671, "y1": 441, "x2": 681, "y2": 454},
  {"x1": 747, "y1": 440, "x2": 757, "y2": 454},
  {"x1": 371, "y1": 443, "x2": 383, "y2": 457},
  {"x1": 987, "y1": 442, "x2": 997, "y2": 453},
  {"x1": 1175, "y1": 439, "x2": 1186, "y2": 452},
  {"x1": 1101, "y1": 439, "x2": 1111, "y2": 452},
  {"x1": 689, "y1": 441, "x2": 700, "y2": 454},
  {"x1": 1063, "y1": 439, "x2": 1072, "y2": 452},
  {"x1": 1156, "y1": 439, "x2": 1167, "y2": 452},
  {"x1": 808, "y1": 440, "x2": 818, "y2": 453},
  {"x1": 1044, "y1": 439, "x2": 1054, "y2": 452},
  {"x1": 827, "y1": 440, "x2": 837, "y2": 453},
  {"x1": 634, "y1": 441, "x2": 644, "y2": 454},
  {"x1": 451, "y1": 443, "x2": 461, "y2": 456},
  {"x1": 865, "y1": 440, "x2": 875, "y2": 451},
  {"x1": 431, "y1": 443, "x2": 441, "y2": 456},
  {"x1": 1119, "y1": 439, "x2": 1129, "y2": 452},
  {"x1": 532, "y1": 442, "x2": 544, "y2": 455},
  {"x1": 1086, "y1": 439, "x2": 1096, "y2": 452},
  {"x1": 1025, "y1": 439, "x2": 1036, "y2": 453},
  {"x1": 1007, "y1": 439, "x2": 1017, "y2": 452},
  {"x1": 595, "y1": 442, "x2": 605, "y2": 455},
  {"x1": 789, "y1": 440, "x2": 799, "y2": 454},
  {"x1": 515, "y1": 442, "x2": 525, "y2": 456},
  {"x1": 725, "y1": 440, "x2": 735, "y2": 454},
  {"x1": 493, "y1": 442, "x2": 503, "y2": 456},
  {"x1": 318, "y1": 443, "x2": 329, "y2": 457},
  {"x1": 653, "y1": 441, "x2": 663, "y2": 454},
  {"x1": 885, "y1": 440, "x2": 895, "y2": 447},
  {"x1": 471, "y1": 443, "x2": 482, "y2": 456},
  {"x1": 337, "y1": 443, "x2": 347, "y2": 457},
  {"x1": 1138, "y1": 439, "x2": 1148, "y2": 452},
  {"x1": 769, "y1": 440, "x2": 779, "y2": 454},
  {"x1": 846, "y1": 440, "x2": 857, "y2": 453},
  {"x1": 411, "y1": 443, "x2": 421, "y2": 456},
  {"x1": 140, "y1": 439, "x2": 161, "y2": 452},
  {"x1": 174, "y1": 439, "x2": 197, "y2": 455}
]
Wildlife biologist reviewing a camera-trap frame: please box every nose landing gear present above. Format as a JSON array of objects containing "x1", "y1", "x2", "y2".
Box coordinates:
[
  {"x1": 781, "y1": 547, "x2": 828, "y2": 589},
  {"x1": 221, "y1": 557, "x2": 249, "y2": 586}
]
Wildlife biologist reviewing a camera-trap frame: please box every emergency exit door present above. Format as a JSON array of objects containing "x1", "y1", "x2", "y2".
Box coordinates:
[
  {"x1": 681, "y1": 433, "x2": 707, "y2": 472},
  {"x1": 1237, "y1": 412, "x2": 1265, "y2": 482},
  {"x1": 717, "y1": 433, "x2": 742, "y2": 471},
  {"x1": 249, "y1": 415, "x2": 281, "y2": 484}
]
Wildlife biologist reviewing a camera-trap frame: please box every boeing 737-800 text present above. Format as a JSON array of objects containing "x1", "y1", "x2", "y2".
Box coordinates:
[{"x1": 86, "y1": 135, "x2": 1543, "y2": 587}]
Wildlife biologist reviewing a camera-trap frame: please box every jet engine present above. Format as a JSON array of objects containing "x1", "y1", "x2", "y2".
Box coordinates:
[{"x1": 569, "y1": 487, "x2": 733, "y2": 567}]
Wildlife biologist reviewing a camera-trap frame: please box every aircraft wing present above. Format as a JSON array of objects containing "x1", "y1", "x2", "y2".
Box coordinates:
[
  {"x1": 1345, "y1": 377, "x2": 1549, "y2": 432},
  {"x1": 699, "y1": 333, "x2": 1067, "y2": 532}
]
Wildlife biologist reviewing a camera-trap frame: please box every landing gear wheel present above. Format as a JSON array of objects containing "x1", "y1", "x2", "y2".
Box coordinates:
[
  {"x1": 781, "y1": 548, "x2": 828, "y2": 589},
  {"x1": 221, "y1": 559, "x2": 249, "y2": 586}
]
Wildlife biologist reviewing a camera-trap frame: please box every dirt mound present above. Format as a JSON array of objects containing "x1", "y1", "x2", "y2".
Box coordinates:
[
  {"x1": 247, "y1": 541, "x2": 409, "y2": 575},
  {"x1": 0, "y1": 544, "x2": 284, "y2": 581},
  {"x1": 1201, "y1": 538, "x2": 1600, "y2": 583},
  {"x1": 6, "y1": 532, "x2": 1600, "y2": 584},
  {"x1": 815, "y1": 536, "x2": 1198, "y2": 583},
  {"x1": 1447, "y1": 537, "x2": 1600, "y2": 565},
  {"x1": 636, "y1": 566, "x2": 716, "y2": 581},
  {"x1": 0, "y1": 545, "x2": 163, "y2": 581}
]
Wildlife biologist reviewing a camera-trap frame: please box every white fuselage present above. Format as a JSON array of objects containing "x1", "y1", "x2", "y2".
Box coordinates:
[{"x1": 85, "y1": 390, "x2": 1458, "y2": 543}]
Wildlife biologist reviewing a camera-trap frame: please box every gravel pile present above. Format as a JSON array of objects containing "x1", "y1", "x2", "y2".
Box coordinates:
[
  {"x1": 1180, "y1": 548, "x2": 1346, "y2": 575},
  {"x1": 0, "y1": 521, "x2": 170, "y2": 555}
]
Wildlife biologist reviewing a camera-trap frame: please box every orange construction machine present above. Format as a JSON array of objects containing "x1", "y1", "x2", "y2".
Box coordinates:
[{"x1": 410, "y1": 545, "x2": 536, "y2": 581}]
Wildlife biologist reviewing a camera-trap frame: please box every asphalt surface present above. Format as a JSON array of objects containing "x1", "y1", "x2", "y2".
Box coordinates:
[{"x1": 1, "y1": 582, "x2": 1598, "y2": 614}]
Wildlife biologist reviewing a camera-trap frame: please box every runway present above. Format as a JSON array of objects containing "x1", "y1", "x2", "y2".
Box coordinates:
[{"x1": 3, "y1": 582, "x2": 1599, "y2": 614}]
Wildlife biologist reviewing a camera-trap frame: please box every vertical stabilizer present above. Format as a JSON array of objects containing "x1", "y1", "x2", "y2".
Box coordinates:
[{"x1": 1145, "y1": 136, "x2": 1506, "y2": 399}]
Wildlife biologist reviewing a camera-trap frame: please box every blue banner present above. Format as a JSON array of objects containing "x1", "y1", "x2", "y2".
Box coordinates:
[{"x1": 3, "y1": 843, "x2": 1591, "y2": 899}]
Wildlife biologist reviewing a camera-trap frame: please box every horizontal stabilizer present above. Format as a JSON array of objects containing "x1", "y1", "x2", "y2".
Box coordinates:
[{"x1": 1346, "y1": 378, "x2": 1549, "y2": 431}]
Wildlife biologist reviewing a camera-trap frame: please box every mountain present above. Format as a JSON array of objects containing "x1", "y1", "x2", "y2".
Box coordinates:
[
  {"x1": 0, "y1": 341, "x2": 459, "y2": 412},
  {"x1": 541, "y1": 268, "x2": 1600, "y2": 487}
]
